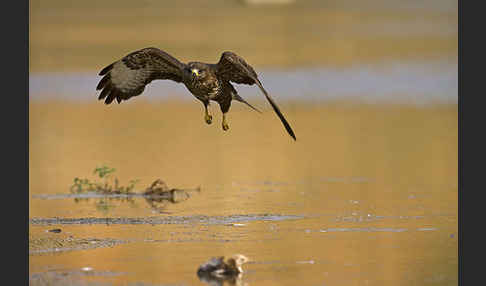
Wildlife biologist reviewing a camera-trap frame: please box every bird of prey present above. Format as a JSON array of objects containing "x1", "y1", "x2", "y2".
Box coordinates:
[{"x1": 96, "y1": 47, "x2": 296, "y2": 140}]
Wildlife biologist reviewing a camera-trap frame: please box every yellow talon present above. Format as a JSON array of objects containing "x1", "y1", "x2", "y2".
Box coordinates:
[
  {"x1": 205, "y1": 113, "x2": 212, "y2": 124},
  {"x1": 222, "y1": 114, "x2": 229, "y2": 131}
]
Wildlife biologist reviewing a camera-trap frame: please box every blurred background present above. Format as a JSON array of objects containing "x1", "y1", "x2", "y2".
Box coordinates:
[{"x1": 30, "y1": 0, "x2": 458, "y2": 285}]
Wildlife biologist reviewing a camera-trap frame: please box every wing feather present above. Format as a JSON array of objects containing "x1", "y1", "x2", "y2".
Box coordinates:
[
  {"x1": 96, "y1": 74, "x2": 110, "y2": 90},
  {"x1": 216, "y1": 51, "x2": 296, "y2": 140},
  {"x1": 96, "y1": 47, "x2": 187, "y2": 104},
  {"x1": 98, "y1": 83, "x2": 112, "y2": 100}
]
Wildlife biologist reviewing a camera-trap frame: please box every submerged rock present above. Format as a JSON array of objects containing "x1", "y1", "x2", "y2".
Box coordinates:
[
  {"x1": 197, "y1": 254, "x2": 249, "y2": 285},
  {"x1": 144, "y1": 179, "x2": 200, "y2": 203}
]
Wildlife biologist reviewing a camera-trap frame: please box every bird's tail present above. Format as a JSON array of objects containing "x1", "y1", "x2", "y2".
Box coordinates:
[{"x1": 232, "y1": 93, "x2": 262, "y2": 113}]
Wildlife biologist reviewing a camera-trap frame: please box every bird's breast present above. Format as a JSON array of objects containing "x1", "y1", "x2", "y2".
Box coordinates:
[
  {"x1": 207, "y1": 80, "x2": 221, "y2": 100},
  {"x1": 185, "y1": 78, "x2": 221, "y2": 100}
]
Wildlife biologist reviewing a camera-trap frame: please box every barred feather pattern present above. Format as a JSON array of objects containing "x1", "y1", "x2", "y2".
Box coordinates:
[{"x1": 96, "y1": 47, "x2": 186, "y2": 104}]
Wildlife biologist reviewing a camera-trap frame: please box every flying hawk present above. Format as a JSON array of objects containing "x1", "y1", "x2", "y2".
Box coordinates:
[{"x1": 96, "y1": 47, "x2": 296, "y2": 140}]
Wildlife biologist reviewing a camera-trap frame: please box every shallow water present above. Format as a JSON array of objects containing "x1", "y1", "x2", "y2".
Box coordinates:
[
  {"x1": 30, "y1": 176, "x2": 457, "y2": 286},
  {"x1": 29, "y1": 100, "x2": 457, "y2": 286}
]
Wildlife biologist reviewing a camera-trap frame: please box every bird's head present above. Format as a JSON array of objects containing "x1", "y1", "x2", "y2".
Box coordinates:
[{"x1": 187, "y1": 62, "x2": 208, "y2": 80}]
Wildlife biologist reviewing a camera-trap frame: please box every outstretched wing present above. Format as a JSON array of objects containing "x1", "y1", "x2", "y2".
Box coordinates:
[
  {"x1": 96, "y1": 47, "x2": 187, "y2": 104},
  {"x1": 215, "y1": 51, "x2": 296, "y2": 140}
]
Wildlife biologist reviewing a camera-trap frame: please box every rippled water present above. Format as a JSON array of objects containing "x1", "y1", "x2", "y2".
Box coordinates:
[{"x1": 30, "y1": 174, "x2": 457, "y2": 286}]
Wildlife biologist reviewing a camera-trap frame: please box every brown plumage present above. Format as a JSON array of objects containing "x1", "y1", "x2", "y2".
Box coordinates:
[{"x1": 96, "y1": 47, "x2": 296, "y2": 140}]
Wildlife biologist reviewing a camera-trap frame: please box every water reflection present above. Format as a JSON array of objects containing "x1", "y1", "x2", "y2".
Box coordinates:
[
  {"x1": 197, "y1": 255, "x2": 250, "y2": 286},
  {"x1": 143, "y1": 179, "x2": 201, "y2": 213},
  {"x1": 197, "y1": 272, "x2": 245, "y2": 286}
]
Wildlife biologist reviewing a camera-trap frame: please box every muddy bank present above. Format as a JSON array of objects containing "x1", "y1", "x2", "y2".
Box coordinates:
[
  {"x1": 30, "y1": 0, "x2": 457, "y2": 71},
  {"x1": 29, "y1": 235, "x2": 127, "y2": 255},
  {"x1": 30, "y1": 214, "x2": 305, "y2": 226},
  {"x1": 30, "y1": 270, "x2": 123, "y2": 286}
]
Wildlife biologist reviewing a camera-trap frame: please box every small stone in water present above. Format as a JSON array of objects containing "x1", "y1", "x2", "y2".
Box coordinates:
[
  {"x1": 232, "y1": 223, "x2": 246, "y2": 227},
  {"x1": 296, "y1": 260, "x2": 315, "y2": 264}
]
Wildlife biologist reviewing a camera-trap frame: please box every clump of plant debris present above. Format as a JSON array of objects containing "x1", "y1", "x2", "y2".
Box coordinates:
[{"x1": 70, "y1": 166, "x2": 201, "y2": 213}]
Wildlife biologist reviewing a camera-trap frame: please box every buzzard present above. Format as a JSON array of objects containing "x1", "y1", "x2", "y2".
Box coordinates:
[{"x1": 96, "y1": 47, "x2": 296, "y2": 140}]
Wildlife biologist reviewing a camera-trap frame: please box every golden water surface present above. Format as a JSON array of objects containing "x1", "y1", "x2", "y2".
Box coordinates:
[{"x1": 29, "y1": 100, "x2": 457, "y2": 285}]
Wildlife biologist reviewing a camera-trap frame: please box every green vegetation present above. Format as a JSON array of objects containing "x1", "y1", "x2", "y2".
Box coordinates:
[{"x1": 70, "y1": 165, "x2": 140, "y2": 195}]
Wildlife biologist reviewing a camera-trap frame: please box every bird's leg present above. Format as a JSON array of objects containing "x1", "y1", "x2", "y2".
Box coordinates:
[
  {"x1": 218, "y1": 97, "x2": 231, "y2": 131},
  {"x1": 222, "y1": 113, "x2": 229, "y2": 131},
  {"x1": 204, "y1": 102, "x2": 212, "y2": 124}
]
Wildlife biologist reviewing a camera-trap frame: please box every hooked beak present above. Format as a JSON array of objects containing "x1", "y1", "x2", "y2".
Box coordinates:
[{"x1": 191, "y1": 69, "x2": 199, "y2": 78}]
